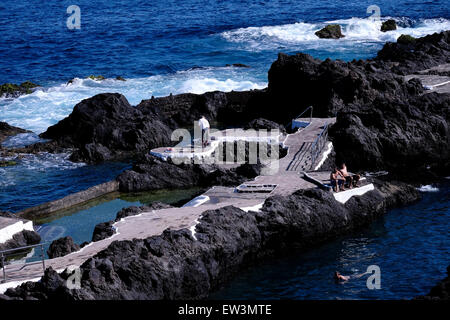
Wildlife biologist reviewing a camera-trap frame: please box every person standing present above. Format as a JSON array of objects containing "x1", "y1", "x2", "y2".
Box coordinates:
[{"x1": 198, "y1": 116, "x2": 210, "y2": 148}]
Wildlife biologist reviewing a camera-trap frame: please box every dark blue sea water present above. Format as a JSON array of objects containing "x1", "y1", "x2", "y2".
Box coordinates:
[
  {"x1": 211, "y1": 181, "x2": 450, "y2": 300},
  {"x1": 0, "y1": 1, "x2": 449, "y2": 299}
]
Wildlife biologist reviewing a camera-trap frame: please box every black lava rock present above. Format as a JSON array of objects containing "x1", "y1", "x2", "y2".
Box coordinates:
[
  {"x1": 92, "y1": 221, "x2": 115, "y2": 242},
  {"x1": 0, "y1": 122, "x2": 29, "y2": 145},
  {"x1": 381, "y1": 19, "x2": 397, "y2": 32},
  {"x1": 47, "y1": 236, "x2": 80, "y2": 259},
  {"x1": 40, "y1": 93, "x2": 172, "y2": 163},
  {"x1": 244, "y1": 118, "x2": 286, "y2": 133},
  {"x1": 315, "y1": 24, "x2": 345, "y2": 39},
  {"x1": 0, "y1": 230, "x2": 41, "y2": 266},
  {"x1": 116, "y1": 156, "x2": 262, "y2": 193}
]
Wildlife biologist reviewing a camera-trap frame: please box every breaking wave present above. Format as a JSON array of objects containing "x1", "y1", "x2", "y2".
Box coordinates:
[
  {"x1": 221, "y1": 17, "x2": 450, "y2": 51},
  {"x1": 417, "y1": 185, "x2": 440, "y2": 192},
  {"x1": 0, "y1": 66, "x2": 266, "y2": 134}
]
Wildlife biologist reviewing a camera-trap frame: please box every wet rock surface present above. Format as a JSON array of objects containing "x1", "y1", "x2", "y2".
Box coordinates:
[
  {"x1": 0, "y1": 180, "x2": 419, "y2": 300},
  {"x1": 0, "y1": 122, "x2": 29, "y2": 145},
  {"x1": 315, "y1": 24, "x2": 345, "y2": 39},
  {"x1": 380, "y1": 19, "x2": 397, "y2": 32},
  {"x1": 47, "y1": 236, "x2": 80, "y2": 259},
  {"x1": 0, "y1": 81, "x2": 39, "y2": 99}
]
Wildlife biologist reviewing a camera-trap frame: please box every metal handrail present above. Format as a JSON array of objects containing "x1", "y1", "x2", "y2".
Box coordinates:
[
  {"x1": 0, "y1": 242, "x2": 49, "y2": 283},
  {"x1": 310, "y1": 123, "x2": 329, "y2": 170},
  {"x1": 286, "y1": 105, "x2": 313, "y2": 129}
]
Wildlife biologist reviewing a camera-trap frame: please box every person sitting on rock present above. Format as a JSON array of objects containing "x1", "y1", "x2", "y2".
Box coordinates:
[
  {"x1": 330, "y1": 168, "x2": 345, "y2": 192},
  {"x1": 198, "y1": 116, "x2": 210, "y2": 148},
  {"x1": 339, "y1": 163, "x2": 360, "y2": 188}
]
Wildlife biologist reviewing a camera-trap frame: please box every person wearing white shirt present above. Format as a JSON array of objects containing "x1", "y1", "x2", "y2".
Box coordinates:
[{"x1": 198, "y1": 116, "x2": 210, "y2": 147}]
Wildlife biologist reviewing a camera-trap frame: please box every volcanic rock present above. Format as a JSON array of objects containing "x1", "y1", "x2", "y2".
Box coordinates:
[
  {"x1": 315, "y1": 24, "x2": 345, "y2": 39},
  {"x1": 0, "y1": 230, "x2": 41, "y2": 254},
  {"x1": 47, "y1": 236, "x2": 80, "y2": 259},
  {"x1": 244, "y1": 118, "x2": 286, "y2": 133},
  {"x1": 381, "y1": 19, "x2": 397, "y2": 32},
  {"x1": 92, "y1": 221, "x2": 115, "y2": 242},
  {"x1": 0, "y1": 122, "x2": 29, "y2": 145},
  {"x1": 0, "y1": 81, "x2": 39, "y2": 98},
  {"x1": 40, "y1": 93, "x2": 172, "y2": 163}
]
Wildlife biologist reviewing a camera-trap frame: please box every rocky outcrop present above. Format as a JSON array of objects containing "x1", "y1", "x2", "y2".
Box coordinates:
[
  {"x1": 244, "y1": 118, "x2": 286, "y2": 133},
  {"x1": 0, "y1": 229, "x2": 41, "y2": 268},
  {"x1": 377, "y1": 31, "x2": 450, "y2": 75},
  {"x1": 0, "y1": 230, "x2": 41, "y2": 253},
  {"x1": 415, "y1": 265, "x2": 450, "y2": 300},
  {"x1": 40, "y1": 93, "x2": 173, "y2": 163},
  {"x1": 92, "y1": 222, "x2": 115, "y2": 242},
  {"x1": 380, "y1": 19, "x2": 397, "y2": 32},
  {"x1": 136, "y1": 90, "x2": 259, "y2": 129},
  {"x1": 117, "y1": 155, "x2": 262, "y2": 192},
  {"x1": 0, "y1": 122, "x2": 28, "y2": 145},
  {"x1": 0, "y1": 180, "x2": 419, "y2": 300},
  {"x1": 329, "y1": 90, "x2": 450, "y2": 179},
  {"x1": 47, "y1": 236, "x2": 80, "y2": 259},
  {"x1": 315, "y1": 24, "x2": 345, "y2": 39},
  {"x1": 0, "y1": 81, "x2": 39, "y2": 98},
  {"x1": 266, "y1": 32, "x2": 450, "y2": 179}
]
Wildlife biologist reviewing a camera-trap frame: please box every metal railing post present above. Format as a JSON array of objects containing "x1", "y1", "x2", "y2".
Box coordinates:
[
  {"x1": 1, "y1": 253, "x2": 6, "y2": 283},
  {"x1": 40, "y1": 244, "x2": 46, "y2": 272},
  {"x1": 287, "y1": 105, "x2": 314, "y2": 129},
  {"x1": 310, "y1": 123, "x2": 329, "y2": 170}
]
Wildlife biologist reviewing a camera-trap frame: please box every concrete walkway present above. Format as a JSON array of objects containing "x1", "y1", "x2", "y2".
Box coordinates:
[
  {"x1": 405, "y1": 63, "x2": 450, "y2": 94},
  {"x1": 0, "y1": 117, "x2": 336, "y2": 288}
]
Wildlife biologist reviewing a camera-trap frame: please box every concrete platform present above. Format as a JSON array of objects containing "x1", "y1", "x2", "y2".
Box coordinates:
[
  {"x1": 150, "y1": 128, "x2": 283, "y2": 162},
  {"x1": 405, "y1": 64, "x2": 450, "y2": 94},
  {"x1": 0, "y1": 217, "x2": 34, "y2": 244}
]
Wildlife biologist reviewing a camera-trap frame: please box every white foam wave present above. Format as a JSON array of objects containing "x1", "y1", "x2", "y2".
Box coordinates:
[
  {"x1": 0, "y1": 67, "x2": 266, "y2": 134},
  {"x1": 1, "y1": 132, "x2": 49, "y2": 149},
  {"x1": 0, "y1": 153, "x2": 85, "y2": 187},
  {"x1": 17, "y1": 153, "x2": 85, "y2": 171},
  {"x1": 221, "y1": 17, "x2": 450, "y2": 50},
  {"x1": 417, "y1": 185, "x2": 439, "y2": 192}
]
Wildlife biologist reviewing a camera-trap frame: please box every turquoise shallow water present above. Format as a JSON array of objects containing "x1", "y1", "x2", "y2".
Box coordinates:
[
  {"x1": 210, "y1": 181, "x2": 450, "y2": 300},
  {"x1": 31, "y1": 187, "x2": 204, "y2": 259}
]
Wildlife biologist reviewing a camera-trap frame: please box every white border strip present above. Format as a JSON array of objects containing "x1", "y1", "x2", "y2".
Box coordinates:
[{"x1": 333, "y1": 183, "x2": 375, "y2": 204}]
